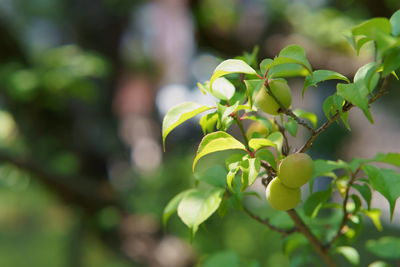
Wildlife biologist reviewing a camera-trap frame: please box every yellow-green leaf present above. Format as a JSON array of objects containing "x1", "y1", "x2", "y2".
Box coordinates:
[
  {"x1": 210, "y1": 59, "x2": 257, "y2": 85},
  {"x1": 162, "y1": 102, "x2": 212, "y2": 150},
  {"x1": 193, "y1": 131, "x2": 246, "y2": 171}
]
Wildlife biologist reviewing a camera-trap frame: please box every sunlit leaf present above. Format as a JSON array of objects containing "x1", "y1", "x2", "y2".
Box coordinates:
[
  {"x1": 211, "y1": 77, "x2": 236, "y2": 100},
  {"x1": 177, "y1": 188, "x2": 224, "y2": 236},
  {"x1": 335, "y1": 246, "x2": 360, "y2": 265},
  {"x1": 249, "y1": 138, "x2": 275, "y2": 151},
  {"x1": 193, "y1": 132, "x2": 246, "y2": 171},
  {"x1": 210, "y1": 59, "x2": 257, "y2": 85},
  {"x1": 163, "y1": 102, "x2": 212, "y2": 149},
  {"x1": 163, "y1": 189, "x2": 196, "y2": 226},
  {"x1": 362, "y1": 208, "x2": 383, "y2": 231}
]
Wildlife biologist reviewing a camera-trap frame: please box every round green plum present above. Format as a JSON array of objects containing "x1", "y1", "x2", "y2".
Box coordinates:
[
  {"x1": 266, "y1": 178, "x2": 301, "y2": 211},
  {"x1": 278, "y1": 153, "x2": 314, "y2": 188},
  {"x1": 255, "y1": 79, "x2": 292, "y2": 115}
]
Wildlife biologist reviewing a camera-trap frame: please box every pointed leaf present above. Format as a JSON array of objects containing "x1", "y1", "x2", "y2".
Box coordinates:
[
  {"x1": 163, "y1": 102, "x2": 212, "y2": 149},
  {"x1": 241, "y1": 158, "x2": 260, "y2": 187},
  {"x1": 353, "y1": 184, "x2": 372, "y2": 210},
  {"x1": 210, "y1": 59, "x2": 257, "y2": 85},
  {"x1": 303, "y1": 70, "x2": 349, "y2": 96},
  {"x1": 337, "y1": 83, "x2": 373, "y2": 123},
  {"x1": 284, "y1": 117, "x2": 298, "y2": 137},
  {"x1": 193, "y1": 131, "x2": 246, "y2": 171},
  {"x1": 163, "y1": 189, "x2": 196, "y2": 226},
  {"x1": 363, "y1": 165, "x2": 400, "y2": 220},
  {"x1": 362, "y1": 208, "x2": 383, "y2": 231},
  {"x1": 260, "y1": 58, "x2": 273, "y2": 75},
  {"x1": 244, "y1": 79, "x2": 264, "y2": 108},
  {"x1": 383, "y1": 47, "x2": 400, "y2": 76},
  {"x1": 177, "y1": 188, "x2": 224, "y2": 236},
  {"x1": 277, "y1": 45, "x2": 312, "y2": 72},
  {"x1": 374, "y1": 152, "x2": 400, "y2": 167}
]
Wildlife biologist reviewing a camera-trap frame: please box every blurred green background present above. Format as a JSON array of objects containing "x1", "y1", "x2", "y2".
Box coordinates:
[{"x1": 0, "y1": 0, "x2": 400, "y2": 266}]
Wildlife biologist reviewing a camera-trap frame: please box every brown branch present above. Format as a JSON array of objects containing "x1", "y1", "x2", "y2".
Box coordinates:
[
  {"x1": 297, "y1": 77, "x2": 390, "y2": 153},
  {"x1": 243, "y1": 206, "x2": 296, "y2": 236},
  {"x1": 287, "y1": 210, "x2": 337, "y2": 267}
]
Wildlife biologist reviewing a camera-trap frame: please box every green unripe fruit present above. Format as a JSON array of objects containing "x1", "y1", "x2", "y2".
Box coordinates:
[
  {"x1": 266, "y1": 178, "x2": 301, "y2": 211},
  {"x1": 255, "y1": 79, "x2": 292, "y2": 115},
  {"x1": 278, "y1": 153, "x2": 314, "y2": 188},
  {"x1": 246, "y1": 121, "x2": 269, "y2": 139}
]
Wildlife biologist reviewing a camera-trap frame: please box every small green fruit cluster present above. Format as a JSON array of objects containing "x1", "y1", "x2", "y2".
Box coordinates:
[
  {"x1": 255, "y1": 79, "x2": 292, "y2": 115},
  {"x1": 266, "y1": 153, "x2": 314, "y2": 211}
]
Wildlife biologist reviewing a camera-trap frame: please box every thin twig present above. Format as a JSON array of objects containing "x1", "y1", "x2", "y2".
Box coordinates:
[
  {"x1": 297, "y1": 77, "x2": 390, "y2": 153},
  {"x1": 243, "y1": 206, "x2": 296, "y2": 236},
  {"x1": 233, "y1": 115, "x2": 251, "y2": 151}
]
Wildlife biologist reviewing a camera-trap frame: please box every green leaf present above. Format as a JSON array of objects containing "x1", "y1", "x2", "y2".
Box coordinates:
[
  {"x1": 322, "y1": 94, "x2": 345, "y2": 121},
  {"x1": 193, "y1": 132, "x2": 246, "y2": 171},
  {"x1": 200, "y1": 251, "x2": 240, "y2": 267},
  {"x1": 390, "y1": 10, "x2": 400, "y2": 37},
  {"x1": 303, "y1": 188, "x2": 331, "y2": 217},
  {"x1": 195, "y1": 165, "x2": 227, "y2": 188},
  {"x1": 268, "y1": 63, "x2": 309, "y2": 78},
  {"x1": 267, "y1": 132, "x2": 284, "y2": 154},
  {"x1": 383, "y1": 47, "x2": 400, "y2": 76},
  {"x1": 284, "y1": 117, "x2": 298, "y2": 137},
  {"x1": 244, "y1": 79, "x2": 264, "y2": 108},
  {"x1": 366, "y1": 237, "x2": 400, "y2": 259},
  {"x1": 241, "y1": 158, "x2": 260, "y2": 187},
  {"x1": 353, "y1": 184, "x2": 372, "y2": 210},
  {"x1": 303, "y1": 70, "x2": 349, "y2": 96},
  {"x1": 199, "y1": 112, "x2": 218, "y2": 134},
  {"x1": 351, "y1": 18, "x2": 392, "y2": 53},
  {"x1": 177, "y1": 188, "x2": 224, "y2": 236},
  {"x1": 362, "y1": 208, "x2": 383, "y2": 231},
  {"x1": 335, "y1": 246, "x2": 360, "y2": 266},
  {"x1": 255, "y1": 149, "x2": 277, "y2": 170},
  {"x1": 337, "y1": 83, "x2": 373, "y2": 123},
  {"x1": 249, "y1": 138, "x2": 275, "y2": 151},
  {"x1": 276, "y1": 45, "x2": 312, "y2": 72},
  {"x1": 363, "y1": 165, "x2": 400, "y2": 220},
  {"x1": 163, "y1": 189, "x2": 195, "y2": 226},
  {"x1": 354, "y1": 62, "x2": 380, "y2": 93},
  {"x1": 312, "y1": 159, "x2": 348, "y2": 178},
  {"x1": 374, "y1": 152, "x2": 400, "y2": 167},
  {"x1": 260, "y1": 58, "x2": 273, "y2": 76},
  {"x1": 162, "y1": 102, "x2": 212, "y2": 149},
  {"x1": 211, "y1": 77, "x2": 236, "y2": 100},
  {"x1": 210, "y1": 59, "x2": 257, "y2": 85},
  {"x1": 293, "y1": 109, "x2": 318, "y2": 128}
]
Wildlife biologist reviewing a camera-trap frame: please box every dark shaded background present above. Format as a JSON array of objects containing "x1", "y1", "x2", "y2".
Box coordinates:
[{"x1": 0, "y1": 0, "x2": 399, "y2": 266}]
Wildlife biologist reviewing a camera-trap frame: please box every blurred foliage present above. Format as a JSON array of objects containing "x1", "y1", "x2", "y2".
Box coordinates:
[{"x1": 0, "y1": 0, "x2": 399, "y2": 266}]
